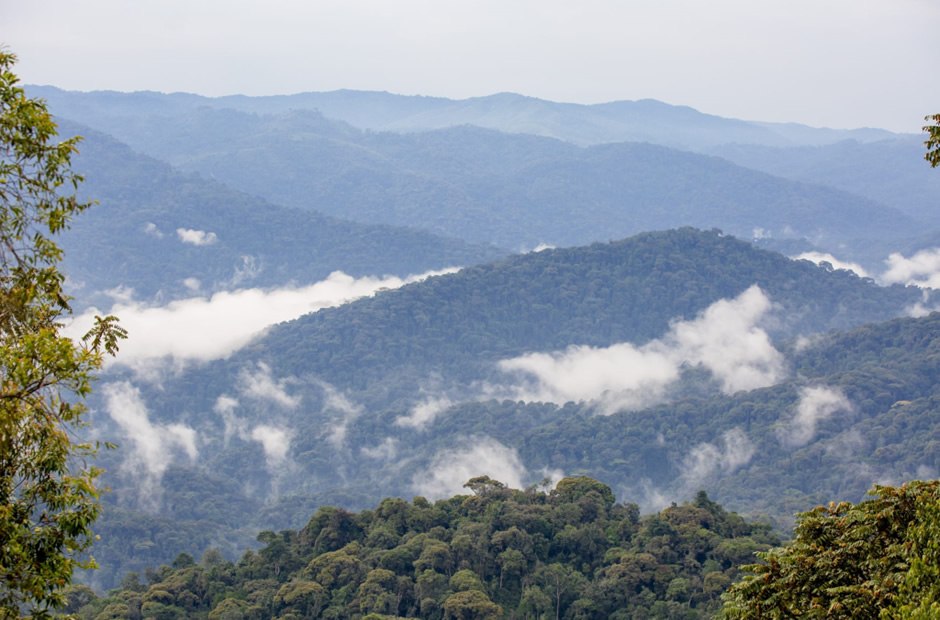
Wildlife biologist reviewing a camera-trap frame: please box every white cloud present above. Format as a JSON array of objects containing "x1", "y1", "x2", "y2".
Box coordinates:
[
  {"x1": 176, "y1": 228, "x2": 218, "y2": 246},
  {"x1": 498, "y1": 286, "x2": 784, "y2": 413},
  {"x1": 250, "y1": 424, "x2": 292, "y2": 466},
  {"x1": 143, "y1": 222, "x2": 164, "y2": 238},
  {"x1": 361, "y1": 437, "x2": 398, "y2": 461},
  {"x1": 412, "y1": 436, "x2": 527, "y2": 500},
  {"x1": 319, "y1": 381, "x2": 364, "y2": 448},
  {"x1": 793, "y1": 251, "x2": 869, "y2": 279},
  {"x1": 777, "y1": 386, "x2": 852, "y2": 448},
  {"x1": 64, "y1": 269, "x2": 458, "y2": 368},
  {"x1": 395, "y1": 396, "x2": 454, "y2": 430},
  {"x1": 882, "y1": 248, "x2": 940, "y2": 290},
  {"x1": 681, "y1": 428, "x2": 755, "y2": 488},
  {"x1": 102, "y1": 382, "x2": 199, "y2": 504},
  {"x1": 239, "y1": 362, "x2": 300, "y2": 409},
  {"x1": 183, "y1": 277, "x2": 201, "y2": 291}
]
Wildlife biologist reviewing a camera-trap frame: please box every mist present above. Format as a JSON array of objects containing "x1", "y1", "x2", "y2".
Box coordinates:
[
  {"x1": 777, "y1": 386, "x2": 852, "y2": 448},
  {"x1": 64, "y1": 268, "x2": 457, "y2": 368},
  {"x1": 498, "y1": 286, "x2": 784, "y2": 413},
  {"x1": 411, "y1": 436, "x2": 528, "y2": 500}
]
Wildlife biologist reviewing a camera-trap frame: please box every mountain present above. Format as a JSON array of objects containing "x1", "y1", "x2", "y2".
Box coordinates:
[
  {"x1": 79, "y1": 229, "x2": 938, "y2": 588},
  {"x1": 707, "y1": 136, "x2": 940, "y2": 228},
  {"x1": 58, "y1": 119, "x2": 506, "y2": 308},
  {"x1": 30, "y1": 86, "x2": 902, "y2": 149},
  {"x1": 51, "y1": 107, "x2": 922, "y2": 252}
]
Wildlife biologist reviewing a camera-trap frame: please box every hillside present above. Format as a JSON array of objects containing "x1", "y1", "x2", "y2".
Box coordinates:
[
  {"x1": 58, "y1": 119, "x2": 506, "y2": 307},
  {"x1": 48, "y1": 107, "x2": 921, "y2": 251},
  {"x1": 707, "y1": 136, "x2": 940, "y2": 228},
  {"x1": 78, "y1": 229, "x2": 940, "y2": 588}
]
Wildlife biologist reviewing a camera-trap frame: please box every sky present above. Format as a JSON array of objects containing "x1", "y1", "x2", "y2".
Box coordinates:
[{"x1": 3, "y1": 0, "x2": 938, "y2": 132}]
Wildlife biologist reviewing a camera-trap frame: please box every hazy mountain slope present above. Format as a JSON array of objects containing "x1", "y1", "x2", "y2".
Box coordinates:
[
  {"x1": 708, "y1": 136, "x2": 940, "y2": 226},
  {"x1": 30, "y1": 85, "x2": 901, "y2": 149},
  {"x1": 78, "y1": 229, "x2": 937, "y2": 588},
  {"x1": 58, "y1": 119, "x2": 507, "y2": 307},
  {"x1": 51, "y1": 107, "x2": 920, "y2": 250}
]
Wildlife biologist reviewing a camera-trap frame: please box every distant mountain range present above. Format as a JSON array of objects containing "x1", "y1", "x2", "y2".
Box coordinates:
[
  {"x1": 29, "y1": 86, "x2": 902, "y2": 149},
  {"x1": 59, "y1": 119, "x2": 505, "y2": 307},
  {"x1": 36, "y1": 92, "x2": 927, "y2": 256}
]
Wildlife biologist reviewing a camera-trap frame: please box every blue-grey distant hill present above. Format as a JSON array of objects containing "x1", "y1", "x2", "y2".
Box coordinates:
[
  {"x1": 59, "y1": 119, "x2": 506, "y2": 307},
  {"x1": 30, "y1": 86, "x2": 899, "y2": 149},
  {"x1": 42, "y1": 101, "x2": 921, "y2": 253}
]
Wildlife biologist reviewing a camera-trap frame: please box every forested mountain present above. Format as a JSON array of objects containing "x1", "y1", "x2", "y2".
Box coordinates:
[
  {"x1": 80, "y1": 229, "x2": 940, "y2": 589},
  {"x1": 29, "y1": 86, "x2": 900, "y2": 149},
  {"x1": 69, "y1": 478, "x2": 777, "y2": 620},
  {"x1": 46, "y1": 106, "x2": 920, "y2": 252},
  {"x1": 57, "y1": 119, "x2": 506, "y2": 307},
  {"x1": 707, "y1": 136, "x2": 940, "y2": 228}
]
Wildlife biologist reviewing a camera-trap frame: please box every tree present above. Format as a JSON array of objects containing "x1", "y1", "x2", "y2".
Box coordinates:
[
  {"x1": 0, "y1": 50, "x2": 124, "y2": 618},
  {"x1": 925, "y1": 114, "x2": 940, "y2": 168},
  {"x1": 720, "y1": 480, "x2": 940, "y2": 618}
]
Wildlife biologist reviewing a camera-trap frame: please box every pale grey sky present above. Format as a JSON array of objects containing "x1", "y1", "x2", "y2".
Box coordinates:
[{"x1": 3, "y1": 0, "x2": 938, "y2": 132}]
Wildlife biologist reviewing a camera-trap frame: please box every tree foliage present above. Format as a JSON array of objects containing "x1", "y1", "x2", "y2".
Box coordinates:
[
  {"x1": 0, "y1": 50, "x2": 124, "y2": 618},
  {"x1": 925, "y1": 114, "x2": 940, "y2": 168},
  {"x1": 80, "y1": 477, "x2": 776, "y2": 619},
  {"x1": 721, "y1": 480, "x2": 940, "y2": 618}
]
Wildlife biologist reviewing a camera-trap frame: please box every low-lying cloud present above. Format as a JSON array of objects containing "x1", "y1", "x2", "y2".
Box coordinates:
[
  {"x1": 777, "y1": 386, "x2": 851, "y2": 448},
  {"x1": 240, "y1": 362, "x2": 300, "y2": 409},
  {"x1": 411, "y1": 436, "x2": 528, "y2": 500},
  {"x1": 395, "y1": 396, "x2": 455, "y2": 430},
  {"x1": 177, "y1": 228, "x2": 218, "y2": 246},
  {"x1": 882, "y1": 248, "x2": 940, "y2": 289},
  {"x1": 212, "y1": 393, "x2": 293, "y2": 469},
  {"x1": 680, "y1": 428, "x2": 755, "y2": 489},
  {"x1": 103, "y1": 382, "x2": 199, "y2": 504},
  {"x1": 498, "y1": 286, "x2": 784, "y2": 413},
  {"x1": 64, "y1": 269, "x2": 457, "y2": 368},
  {"x1": 793, "y1": 252, "x2": 870, "y2": 278}
]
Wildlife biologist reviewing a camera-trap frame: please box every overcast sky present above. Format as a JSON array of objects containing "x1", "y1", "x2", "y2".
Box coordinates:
[{"x1": 4, "y1": 0, "x2": 937, "y2": 132}]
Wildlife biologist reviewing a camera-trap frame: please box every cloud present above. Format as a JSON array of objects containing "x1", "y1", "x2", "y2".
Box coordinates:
[
  {"x1": 882, "y1": 248, "x2": 940, "y2": 289},
  {"x1": 361, "y1": 437, "x2": 398, "y2": 461},
  {"x1": 183, "y1": 277, "x2": 201, "y2": 291},
  {"x1": 498, "y1": 286, "x2": 784, "y2": 413},
  {"x1": 412, "y1": 436, "x2": 527, "y2": 500},
  {"x1": 319, "y1": 381, "x2": 364, "y2": 448},
  {"x1": 102, "y1": 382, "x2": 198, "y2": 504},
  {"x1": 776, "y1": 386, "x2": 851, "y2": 448},
  {"x1": 395, "y1": 396, "x2": 454, "y2": 430},
  {"x1": 250, "y1": 424, "x2": 293, "y2": 467},
  {"x1": 176, "y1": 228, "x2": 218, "y2": 246},
  {"x1": 680, "y1": 428, "x2": 755, "y2": 489},
  {"x1": 239, "y1": 362, "x2": 300, "y2": 409},
  {"x1": 793, "y1": 251, "x2": 870, "y2": 278},
  {"x1": 64, "y1": 269, "x2": 458, "y2": 368},
  {"x1": 212, "y1": 394, "x2": 292, "y2": 468},
  {"x1": 143, "y1": 222, "x2": 164, "y2": 238}
]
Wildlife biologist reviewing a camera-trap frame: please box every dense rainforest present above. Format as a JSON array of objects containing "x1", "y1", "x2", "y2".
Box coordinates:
[{"x1": 70, "y1": 477, "x2": 777, "y2": 620}]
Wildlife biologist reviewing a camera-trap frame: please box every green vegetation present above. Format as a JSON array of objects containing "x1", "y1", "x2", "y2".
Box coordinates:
[
  {"x1": 721, "y1": 480, "x2": 940, "y2": 618},
  {"x1": 0, "y1": 51, "x2": 124, "y2": 618},
  {"x1": 72, "y1": 477, "x2": 778, "y2": 619},
  {"x1": 82, "y1": 229, "x2": 939, "y2": 590},
  {"x1": 925, "y1": 114, "x2": 940, "y2": 168}
]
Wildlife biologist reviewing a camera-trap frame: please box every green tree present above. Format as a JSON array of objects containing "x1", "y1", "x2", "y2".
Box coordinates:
[
  {"x1": 925, "y1": 114, "x2": 940, "y2": 168},
  {"x1": 721, "y1": 480, "x2": 940, "y2": 618},
  {"x1": 0, "y1": 50, "x2": 124, "y2": 618}
]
